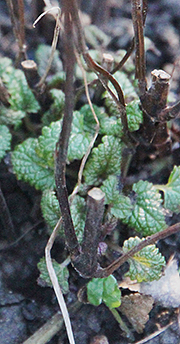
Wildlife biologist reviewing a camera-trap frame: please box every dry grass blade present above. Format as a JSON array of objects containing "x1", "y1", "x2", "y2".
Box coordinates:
[{"x1": 45, "y1": 218, "x2": 76, "y2": 344}]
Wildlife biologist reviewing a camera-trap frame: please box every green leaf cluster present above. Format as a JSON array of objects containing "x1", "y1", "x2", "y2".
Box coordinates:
[
  {"x1": 104, "y1": 97, "x2": 143, "y2": 133},
  {"x1": 101, "y1": 176, "x2": 166, "y2": 235},
  {"x1": 83, "y1": 135, "x2": 122, "y2": 185},
  {"x1": 87, "y1": 275, "x2": 121, "y2": 309},
  {"x1": 0, "y1": 125, "x2": 12, "y2": 161},
  {"x1": 123, "y1": 237, "x2": 166, "y2": 282},
  {"x1": 37, "y1": 257, "x2": 69, "y2": 294},
  {"x1": 41, "y1": 190, "x2": 61, "y2": 230},
  {"x1": 41, "y1": 190, "x2": 85, "y2": 242},
  {"x1": 12, "y1": 137, "x2": 55, "y2": 191},
  {"x1": 0, "y1": 57, "x2": 40, "y2": 127},
  {"x1": 156, "y1": 165, "x2": 180, "y2": 213}
]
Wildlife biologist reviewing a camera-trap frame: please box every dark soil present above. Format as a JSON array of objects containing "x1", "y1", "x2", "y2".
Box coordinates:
[{"x1": 1, "y1": 1, "x2": 180, "y2": 343}]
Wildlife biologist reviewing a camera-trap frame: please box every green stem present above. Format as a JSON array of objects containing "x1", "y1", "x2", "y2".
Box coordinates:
[{"x1": 110, "y1": 308, "x2": 134, "y2": 341}]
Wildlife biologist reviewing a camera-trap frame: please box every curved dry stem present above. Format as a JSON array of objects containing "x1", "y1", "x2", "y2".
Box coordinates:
[
  {"x1": 70, "y1": 52, "x2": 100, "y2": 200},
  {"x1": 33, "y1": 6, "x2": 62, "y2": 89},
  {"x1": 45, "y1": 218, "x2": 76, "y2": 344}
]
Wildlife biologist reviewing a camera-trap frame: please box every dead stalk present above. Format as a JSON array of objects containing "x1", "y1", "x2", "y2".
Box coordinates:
[{"x1": 45, "y1": 218, "x2": 76, "y2": 344}]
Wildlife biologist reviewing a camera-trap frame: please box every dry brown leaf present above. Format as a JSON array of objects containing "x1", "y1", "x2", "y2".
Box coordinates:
[{"x1": 119, "y1": 293, "x2": 154, "y2": 333}]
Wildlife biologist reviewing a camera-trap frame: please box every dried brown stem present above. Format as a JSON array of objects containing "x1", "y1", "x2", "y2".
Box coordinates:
[
  {"x1": 97, "y1": 222, "x2": 180, "y2": 277},
  {"x1": 131, "y1": 0, "x2": 146, "y2": 95},
  {"x1": 21, "y1": 60, "x2": 40, "y2": 89},
  {"x1": 55, "y1": 2, "x2": 80, "y2": 258},
  {"x1": 159, "y1": 100, "x2": 180, "y2": 122},
  {"x1": 73, "y1": 188, "x2": 105, "y2": 278}
]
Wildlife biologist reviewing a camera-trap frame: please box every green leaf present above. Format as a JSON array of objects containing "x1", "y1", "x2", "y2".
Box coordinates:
[
  {"x1": 87, "y1": 275, "x2": 121, "y2": 308},
  {"x1": 70, "y1": 195, "x2": 86, "y2": 243},
  {"x1": 36, "y1": 120, "x2": 62, "y2": 168},
  {"x1": 0, "y1": 107, "x2": 25, "y2": 127},
  {"x1": 68, "y1": 110, "x2": 93, "y2": 161},
  {"x1": 80, "y1": 104, "x2": 105, "y2": 135},
  {"x1": 100, "y1": 116, "x2": 123, "y2": 138},
  {"x1": 84, "y1": 135, "x2": 122, "y2": 185},
  {"x1": 84, "y1": 25, "x2": 110, "y2": 49},
  {"x1": 104, "y1": 97, "x2": 142, "y2": 133},
  {"x1": 12, "y1": 138, "x2": 55, "y2": 190},
  {"x1": 128, "y1": 180, "x2": 167, "y2": 235},
  {"x1": 0, "y1": 125, "x2": 12, "y2": 161},
  {"x1": 157, "y1": 166, "x2": 180, "y2": 213},
  {"x1": 102, "y1": 275, "x2": 121, "y2": 309},
  {"x1": 101, "y1": 175, "x2": 133, "y2": 220},
  {"x1": 123, "y1": 237, "x2": 166, "y2": 282},
  {"x1": 35, "y1": 44, "x2": 63, "y2": 77},
  {"x1": 41, "y1": 190, "x2": 61, "y2": 230},
  {"x1": 2, "y1": 66, "x2": 40, "y2": 113},
  {"x1": 126, "y1": 100, "x2": 143, "y2": 132},
  {"x1": 109, "y1": 71, "x2": 137, "y2": 100},
  {"x1": 0, "y1": 57, "x2": 12, "y2": 76},
  {"x1": 42, "y1": 89, "x2": 65, "y2": 125},
  {"x1": 37, "y1": 257, "x2": 69, "y2": 294},
  {"x1": 87, "y1": 278, "x2": 104, "y2": 306}
]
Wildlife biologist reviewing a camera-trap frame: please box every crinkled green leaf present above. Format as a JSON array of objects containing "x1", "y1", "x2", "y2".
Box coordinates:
[
  {"x1": 70, "y1": 195, "x2": 86, "y2": 243},
  {"x1": 84, "y1": 135, "x2": 122, "y2": 185},
  {"x1": 36, "y1": 121, "x2": 61, "y2": 168},
  {"x1": 37, "y1": 257, "x2": 69, "y2": 294},
  {"x1": 87, "y1": 275, "x2": 121, "y2": 308},
  {"x1": 101, "y1": 175, "x2": 133, "y2": 220},
  {"x1": 157, "y1": 166, "x2": 180, "y2": 213},
  {"x1": 12, "y1": 138, "x2": 55, "y2": 190},
  {"x1": 80, "y1": 104, "x2": 105, "y2": 135},
  {"x1": 0, "y1": 107, "x2": 25, "y2": 127},
  {"x1": 100, "y1": 116, "x2": 123, "y2": 138},
  {"x1": 111, "y1": 195, "x2": 133, "y2": 221},
  {"x1": 123, "y1": 237, "x2": 166, "y2": 282},
  {"x1": 128, "y1": 180, "x2": 167, "y2": 235},
  {"x1": 35, "y1": 44, "x2": 63, "y2": 77},
  {"x1": 68, "y1": 110, "x2": 93, "y2": 161},
  {"x1": 126, "y1": 100, "x2": 143, "y2": 132},
  {"x1": 104, "y1": 97, "x2": 142, "y2": 133},
  {"x1": 0, "y1": 125, "x2": 12, "y2": 161},
  {"x1": 2, "y1": 66, "x2": 40, "y2": 113},
  {"x1": 41, "y1": 190, "x2": 61, "y2": 230},
  {"x1": 101, "y1": 175, "x2": 120, "y2": 204}
]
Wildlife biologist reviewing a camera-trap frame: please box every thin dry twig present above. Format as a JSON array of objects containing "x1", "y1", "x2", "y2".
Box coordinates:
[
  {"x1": 99, "y1": 222, "x2": 180, "y2": 277},
  {"x1": 45, "y1": 218, "x2": 76, "y2": 344},
  {"x1": 33, "y1": 6, "x2": 62, "y2": 89},
  {"x1": 130, "y1": 322, "x2": 174, "y2": 344},
  {"x1": 70, "y1": 51, "x2": 100, "y2": 200}
]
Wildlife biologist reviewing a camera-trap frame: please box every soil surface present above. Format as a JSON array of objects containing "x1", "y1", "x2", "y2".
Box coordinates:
[{"x1": 1, "y1": 1, "x2": 180, "y2": 343}]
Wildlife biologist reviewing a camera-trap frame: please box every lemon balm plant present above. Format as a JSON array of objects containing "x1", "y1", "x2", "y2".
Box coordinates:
[{"x1": 2, "y1": 0, "x2": 180, "y2": 342}]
